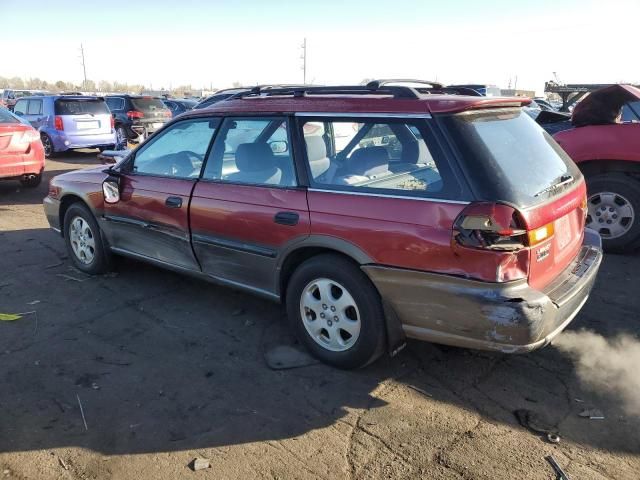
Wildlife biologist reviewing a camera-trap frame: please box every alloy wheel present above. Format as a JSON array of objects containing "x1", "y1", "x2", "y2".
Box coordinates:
[
  {"x1": 69, "y1": 216, "x2": 96, "y2": 265},
  {"x1": 41, "y1": 134, "x2": 52, "y2": 156},
  {"x1": 586, "y1": 191, "x2": 635, "y2": 239},
  {"x1": 299, "y1": 278, "x2": 361, "y2": 352}
]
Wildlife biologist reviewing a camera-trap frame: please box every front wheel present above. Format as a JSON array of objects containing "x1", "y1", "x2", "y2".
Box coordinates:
[
  {"x1": 63, "y1": 203, "x2": 112, "y2": 274},
  {"x1": 286, "y1": 254, "x2": 385, "y2": 369},
  {"x1": 586, "y1": 173, "x2": 640, "y2": 253}
]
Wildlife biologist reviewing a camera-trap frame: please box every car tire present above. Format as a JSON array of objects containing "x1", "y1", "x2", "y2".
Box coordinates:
[
  {"x1": 41, "y1": 133, "x2": 56, "y2": 158},
  {"x1": 63, "y1": 203, "x2": 112, "y2": 274},
  {"x1": 115, "y1": 125, "x2": 127, "y2": 150},
  {"x1": 20, "y1": 172, "x2": 43, "y2": 188},
  {"x1": 286, "y1": 254, "x2": 386, "y2": 369},
  {"x1": 586, "y1": 173, "x2": 640, "y2": 253}
]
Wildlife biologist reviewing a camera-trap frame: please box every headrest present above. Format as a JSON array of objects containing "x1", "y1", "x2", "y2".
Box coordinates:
[
  {"x1": 305, "y1": 136, "x2": 327, "y2": 161},
  {"x1": 235, "y1": 143, "x2": 276, "y2": 172},
  {"x1": 305, "y1": 136, "x2": 330, "y2": 179},
  {"x1": 348, "y1": 146, "x2": 390, "y2": 175}
]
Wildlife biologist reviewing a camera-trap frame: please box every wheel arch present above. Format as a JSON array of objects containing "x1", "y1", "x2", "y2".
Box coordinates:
[
  {"x1": 59, "y1": 194, "x2": 93, "y2": 236},
  {"x1": 578, "y1": 159, "x2": 640, "y2": 181},
  {"x1": 276, "y1": 237, "x2": 407, "y2": 356},
  {"x1": 276, "y1": 236, "x2": 373, "y2": 300}
]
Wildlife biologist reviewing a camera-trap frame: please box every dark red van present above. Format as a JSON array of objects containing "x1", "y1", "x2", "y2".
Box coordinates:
[{"x1": 43, "y1": 82, "x2": 602, "y2": 368}]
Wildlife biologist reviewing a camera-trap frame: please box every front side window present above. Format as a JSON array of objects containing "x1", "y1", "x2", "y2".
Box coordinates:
[
  {"x1": 131, "y1": 118, "x2": 219, "y2": 178},
  {"x1": 27, "y1": 99, "x2": 42, "y2": 115},
  {"x1": 202, "y1": 117, "x2": 296, "y2": 187},
  {"x1": 300, "y1": 117, "x2": 448, "y2": 197},
  {"x1": 13, "y1": 100, "x2": 28, "y2": 115}
]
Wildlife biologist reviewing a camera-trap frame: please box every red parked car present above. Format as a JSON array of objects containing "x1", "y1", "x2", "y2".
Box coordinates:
[
  {"x1": 43, "y1": 82, "x2": 602, "y2": 368},
  {"x1": 0, "y1": 107, "x2": 45, "y2": 187},
  {"x1": 553, "y1": 84, "x2": 640, "y2": 252}
]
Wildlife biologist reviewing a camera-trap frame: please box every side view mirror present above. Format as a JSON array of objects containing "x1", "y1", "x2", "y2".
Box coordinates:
[
  {"x1": 269, "y1": 140, "x2": 288, "y2": 154},
  {"x1": 102, "y1": 172, "x2": 121, "y2": 204}
]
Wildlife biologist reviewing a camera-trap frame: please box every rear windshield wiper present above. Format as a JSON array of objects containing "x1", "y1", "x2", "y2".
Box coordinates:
[{"x1": 534, "y1": 174, "x2": 574, "y2": 197}]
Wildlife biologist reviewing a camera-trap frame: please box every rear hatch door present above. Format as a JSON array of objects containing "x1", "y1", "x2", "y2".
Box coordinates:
[
  {"x1": 439, "y1": 107, "x2": 586, "y2": 290},
  {"x1": 130, "y1": 97, "x2": 170, "y2": 130},
  {"x1": 55, "y1": 98, "x2": 112, "y2": 136}
]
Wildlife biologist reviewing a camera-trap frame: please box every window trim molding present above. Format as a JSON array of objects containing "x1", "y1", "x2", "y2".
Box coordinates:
[{"x1": 308, "y1": 188, "x2": 470, "y2": 205}]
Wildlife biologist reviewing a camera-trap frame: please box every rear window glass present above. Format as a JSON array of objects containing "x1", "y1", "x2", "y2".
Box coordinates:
[
  {"x1": 55, "y1": 99, "x2": 110, "y2": 115},
  {"x1": 131, "y1": 98, "x2": 167, "y2": 112},
  {"x1": 441, "y1": 108, "x2": 581, "y2": 207},
  {"x1": 0, "y1": 108, "x2": 19, "y2": 123}
]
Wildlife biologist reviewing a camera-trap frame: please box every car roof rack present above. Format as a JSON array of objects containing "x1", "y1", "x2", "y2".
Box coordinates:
[
  {"x1": 228, "y1": 84, "x2": 422, "y2": 101},
  {"x1": 226, "y1": 79, "x2": 483, "y2": 102}
]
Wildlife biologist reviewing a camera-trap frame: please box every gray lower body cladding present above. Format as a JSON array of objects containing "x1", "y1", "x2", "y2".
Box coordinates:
[{"x1": 363, "y1": 229, "x2": 602, "y2": 353}]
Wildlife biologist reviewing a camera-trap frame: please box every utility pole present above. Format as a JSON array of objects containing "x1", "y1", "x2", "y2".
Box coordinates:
[
  {"x1": 300, "y1": 38, "x2": 307, "y2": 84},
  {"x1": 79, "y1": 43, "x2": 88, "y2": 91}
]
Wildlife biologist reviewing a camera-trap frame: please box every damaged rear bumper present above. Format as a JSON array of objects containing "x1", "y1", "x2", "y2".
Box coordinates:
[{"x1": 363, "y1": 229, "x2": 603, "y2": 354}]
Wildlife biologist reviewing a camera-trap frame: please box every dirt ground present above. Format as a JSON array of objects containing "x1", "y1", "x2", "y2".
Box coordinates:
[{"x1": 1, "y1": 151, "x2": 639, "y2": 480}]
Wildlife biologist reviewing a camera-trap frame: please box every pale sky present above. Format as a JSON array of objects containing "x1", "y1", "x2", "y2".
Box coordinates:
[{"x1": 3, "y1": 0, "x2": 639, "y2": 95}]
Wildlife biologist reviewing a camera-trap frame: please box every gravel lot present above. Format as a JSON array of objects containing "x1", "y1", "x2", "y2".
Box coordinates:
[{"x1": 1, "y1": 151, "x2": 639, "y2": 480}]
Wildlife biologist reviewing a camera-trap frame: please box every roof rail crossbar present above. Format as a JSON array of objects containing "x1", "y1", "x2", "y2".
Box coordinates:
[
  {"x1": 228, "y1": 84, "x2": 421, "y2": 101},
  {"x1": 365, "y1": 79, "x2": 445, "y2": 90}
]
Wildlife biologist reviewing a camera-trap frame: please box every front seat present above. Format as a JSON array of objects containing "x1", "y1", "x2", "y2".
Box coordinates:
[
  {"x1": 304, "y1": 136, "x2": 331, "y2": 180},
  {"x1": 226, "y1": 143, "x2": 282, "y2": 185}
]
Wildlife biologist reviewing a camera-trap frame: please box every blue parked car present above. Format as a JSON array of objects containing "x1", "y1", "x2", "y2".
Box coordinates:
[{"x1": 12, "y1": 95, "x2": 116, "y2": 157}]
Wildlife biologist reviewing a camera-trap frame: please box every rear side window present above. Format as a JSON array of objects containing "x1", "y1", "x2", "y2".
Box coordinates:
[
  {"x1": 130, "y1": 97, "x2": 167, "y2": 113},
  {"x1": 27, "y1": 99, "x2": 42, "y2": 115},
  {"x1": 0, "y1": 108, "x2": 19, "y2": 123},
  {"x1": 622, "y1": 101, "x2": 640, "y2": 123},
  {"x1": 55, "y1": 99, "x2": 110, "y2": 115},
  {"x1": 440, "y1": 108, "x2": 581, "y2": 207},
  {"x1": 299, "y1": 117, "x2": 457, "y2": 199}
]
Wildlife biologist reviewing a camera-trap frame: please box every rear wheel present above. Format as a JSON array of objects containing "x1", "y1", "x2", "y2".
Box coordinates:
[
  {"x1": 286, "y1": 254, "x2": 385, "y2": 369},
  {"x1": 115, "y1": 125, "x2": 127, "y2": 150},
  {"x1": 586, "y1": 173, "x2": 640, "y2": 253},
  {"x1": 20, "y1": 172, "x2": 42, "y2": 188},
  {"x1": 63, "y1": 203, "x2": 112, "y2": 274},
  {"x1": 41, "y1": 133, "x2": 55, "y2": 158}
]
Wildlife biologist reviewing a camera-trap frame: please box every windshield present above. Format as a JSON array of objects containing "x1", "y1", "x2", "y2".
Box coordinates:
[
  {"x1": 0, "y1": 108, "x2": 20, "y2": 124},
  {"x1": 131, "y1": 97, "x2": 168, "y2": 112},
  {"x1": 55, "y1": 99, "x2": 110, "y2": 115},
  {"x1": 441, "y1": 108, "x2": 581, "y2": 207}
]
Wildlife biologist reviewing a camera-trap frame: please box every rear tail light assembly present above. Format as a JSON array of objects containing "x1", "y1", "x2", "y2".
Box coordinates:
[
  {"x1": 452, "y1": 202, "x2": 557, "y2": 283},
  {"x1": 126, "y1": 110, "x2": 144, "y2": 119},
  {"x1": 453, "y1": 203, "x2": 528, "y2": 252},
  {"x1": 163, "y1": 109, "x2": 172, "y2": 117},
  {"x1": 110, "y1": 115, "x2": 115, "y2": 129},
  {"x1": 19, "y1": 129, "x2": 40, "y2": 144},
  {"x1": 54, "y1": 116, "x2": 64, "y2": 131}
]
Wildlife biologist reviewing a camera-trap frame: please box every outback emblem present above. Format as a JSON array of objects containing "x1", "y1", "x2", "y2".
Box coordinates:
[{"x1": 536, "y1": 244, "x2": 551, "y2": 262}]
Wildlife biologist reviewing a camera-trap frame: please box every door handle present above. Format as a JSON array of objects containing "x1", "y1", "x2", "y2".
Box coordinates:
[
  {"x1": 274, "y1": 211, "x2": 299, "y2": 226},
  {"x1": 165, "y1": 196, "x2": 182, "y2": 208}
]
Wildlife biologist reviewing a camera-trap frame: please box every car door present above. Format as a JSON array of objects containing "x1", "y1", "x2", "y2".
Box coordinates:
[
  {"x1": 190, "y1": 116, "x2": 310, "y2": 297},
  {"x1": 25, "y1": 98, "x2": 45, "y2": 129},
  {"x1": 101, "y1": 117, "x2": 219, "y2": 270}
]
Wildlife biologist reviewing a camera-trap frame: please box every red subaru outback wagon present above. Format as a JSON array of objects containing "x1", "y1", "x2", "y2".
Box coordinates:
[{"x1": 43, "y1": 82, "x2": 603, "y2": 368}]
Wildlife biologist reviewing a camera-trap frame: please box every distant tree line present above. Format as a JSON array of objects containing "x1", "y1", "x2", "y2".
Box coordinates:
[{"x1": 0, "y1": 76, "x2": 202, "y2": 96}]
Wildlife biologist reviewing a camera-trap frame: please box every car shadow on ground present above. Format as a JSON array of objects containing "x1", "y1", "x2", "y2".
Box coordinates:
[{"x1": 0, "y1": 227, "x2": 639, "y2": 459}]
